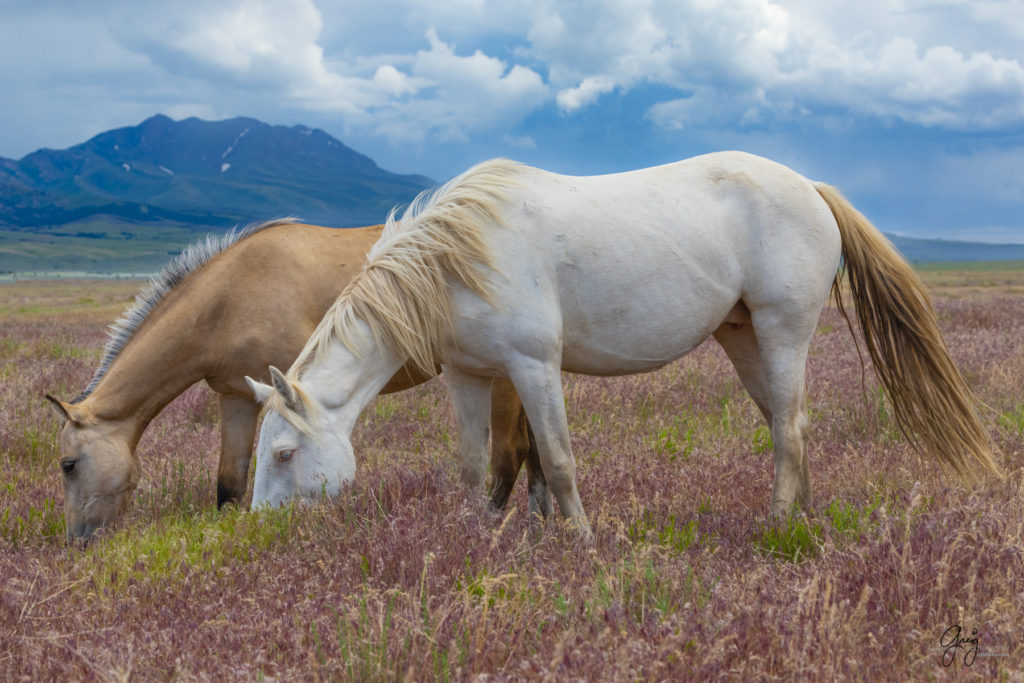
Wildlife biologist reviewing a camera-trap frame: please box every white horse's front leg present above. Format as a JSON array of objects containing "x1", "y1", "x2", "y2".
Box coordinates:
[
  {"x1": 444, "y1": 365, "x2": 493, "y2": 490},
  {"x1": 508, "y1": 358, "x2": 593, "y2": 542}
]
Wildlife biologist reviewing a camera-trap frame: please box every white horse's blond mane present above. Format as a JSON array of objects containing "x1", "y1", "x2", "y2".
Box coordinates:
[
  {"x1": 288, "y1": 158, "x2": 522, "y2": 384},
  {"x1": 261, "y1": 380, "x2": 324, "y2": 439}
]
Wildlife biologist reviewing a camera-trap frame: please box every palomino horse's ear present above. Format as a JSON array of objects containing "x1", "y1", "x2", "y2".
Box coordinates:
[
  {"x1": 245, "y1": 377, "x2": 275, "y2": 405},
  {"x1": 268, "y1": 366, "x2": 302, "y2": 414},
  {"x1": 45, "y1": 394, "x2": 83, "y2": 426}
]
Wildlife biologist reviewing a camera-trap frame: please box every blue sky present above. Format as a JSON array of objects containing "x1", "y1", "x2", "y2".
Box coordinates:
[{"x1": 2, "y1": 0, "x2": 1023, "y2": 242}]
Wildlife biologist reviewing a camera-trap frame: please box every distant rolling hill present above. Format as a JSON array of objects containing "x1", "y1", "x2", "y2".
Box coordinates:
[{"x1": 886, "y1": 233, "x2": 1024, "y2": 263}]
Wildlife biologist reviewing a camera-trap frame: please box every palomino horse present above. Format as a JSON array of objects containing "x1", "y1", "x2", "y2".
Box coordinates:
[
  {"x1": 248, "y1": 152, "x2": 1000, "y2": 540},
  {"x1": 46, "y1": 220, "x2": 547, "y2": 541}
]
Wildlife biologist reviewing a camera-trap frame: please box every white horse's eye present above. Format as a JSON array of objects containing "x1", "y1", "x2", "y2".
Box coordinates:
[{"x1": 276, "y1": 449, "x2": 295, "y2": 463}]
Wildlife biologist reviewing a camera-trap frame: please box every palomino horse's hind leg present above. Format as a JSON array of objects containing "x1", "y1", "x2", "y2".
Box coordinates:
[
  {"x1": 217, "y1": 393, "x2": 260, "y2": 508},
  {"x1": 749, "y1": 312, "x2": 815, "y2": 518},
  {"x1": 489, "y1": 377, "x2": 552, "y2": 518},
  {"x1": 523, "y1": 423, "x2": 553, "y2": 519},
  {"x1": 508, "y1": 358, "x2": 592, "y2": 541},
  {"x1": 445, "y1": 366, "x2": 493, "y2": 490},
  {"x1": 488, "y1": 377, "x2": 525, "y2": 508}
]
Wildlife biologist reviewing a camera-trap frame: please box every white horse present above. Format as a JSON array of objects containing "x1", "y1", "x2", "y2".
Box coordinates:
[{"x1": 246, "y1": 152, "x2": 999, "y2": 539}]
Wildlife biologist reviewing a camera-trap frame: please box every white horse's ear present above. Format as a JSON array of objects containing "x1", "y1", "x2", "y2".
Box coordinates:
[
  {"x1": 245, "y1": 377, "x2": 274, "y2": 404},
  {"x1": 268, "y1": 366, "x2": 301, "y2": 413}
]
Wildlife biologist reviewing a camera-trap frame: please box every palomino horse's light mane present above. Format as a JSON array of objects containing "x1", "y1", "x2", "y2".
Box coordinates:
[
  {"x1": 72, "y1": 218, "x2": 301, "y2": 403},
  {"x1": 286, "y1": 159, "x2": 521, "y2": 390}
]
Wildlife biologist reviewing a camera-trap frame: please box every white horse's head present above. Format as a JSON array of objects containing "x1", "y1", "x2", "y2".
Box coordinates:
[{"x1": 246, "y1": 366, "x2": 355, "y2": 508}]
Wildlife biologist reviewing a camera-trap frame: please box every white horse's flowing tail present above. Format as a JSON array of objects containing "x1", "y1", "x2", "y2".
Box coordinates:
[{"x1": 816, "y1": 184, "x2": 1002, "y2": 482}]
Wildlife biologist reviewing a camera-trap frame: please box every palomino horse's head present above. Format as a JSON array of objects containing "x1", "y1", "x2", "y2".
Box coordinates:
[
  {"x1": 45, "y1": 396, "x2": 139, "y2": 541},
  {"x1": 246, "y1": 367, "x2": 356, "y2": 508}
]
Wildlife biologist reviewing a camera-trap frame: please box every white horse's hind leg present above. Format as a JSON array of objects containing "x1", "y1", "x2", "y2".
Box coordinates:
[
  {"x1": 713, "y1": 323, "x2": 772, "y2": 425},
  {"x1": 715, "y1": 322, "x2": 814, "y2": 512},
  {"x1": 508, "y1": 358, "x2": 593, "y2": 541},
  {"x1": 445, "y1": 366, "x2": 492, "y2": 490},
  {"x1": 750, "y1": 313, "x2": 816, "y2": 518}
]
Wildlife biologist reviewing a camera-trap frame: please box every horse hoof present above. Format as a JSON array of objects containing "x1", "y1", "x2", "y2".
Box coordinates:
[{"x1": 574, "y1": 522, "x2": 594, "y2": 545}]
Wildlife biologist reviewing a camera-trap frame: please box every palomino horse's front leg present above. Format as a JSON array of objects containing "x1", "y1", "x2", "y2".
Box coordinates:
[
  {"x1": 216, "y1": 393, "x2": 260, "y2": 508},
  {"x1": 445, "y1": 366, "x2": 493, "y2": 490},
  {"x1": 489, "y1": 377, "x2": 553, "y2": 519},
  {"x1": 509, "y1": 359, "x2": 593, "y2": 542}
]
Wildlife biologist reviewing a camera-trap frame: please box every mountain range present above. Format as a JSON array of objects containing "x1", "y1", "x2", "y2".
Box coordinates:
[{"x1": 0, "y1": 114, "x2": 432, "y2": 231}]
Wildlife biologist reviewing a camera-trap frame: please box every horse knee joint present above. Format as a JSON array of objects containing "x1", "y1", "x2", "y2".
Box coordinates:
[{"x1": 541, "y1": 461, "x2": 576, "y2": 491}]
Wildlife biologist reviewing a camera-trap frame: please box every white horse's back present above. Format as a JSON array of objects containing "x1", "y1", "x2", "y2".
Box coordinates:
[{"x1": 454, "y1": 152, "x2": 842, "y2": 376}]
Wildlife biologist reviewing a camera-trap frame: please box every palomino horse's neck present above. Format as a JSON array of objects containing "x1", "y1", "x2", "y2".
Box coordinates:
[
  {"x1": 78, "y1": 295, "x2": 218, "y2": 451},
  {"x1": 80, "y1": 341, "x2": 210, "y2": 451}
]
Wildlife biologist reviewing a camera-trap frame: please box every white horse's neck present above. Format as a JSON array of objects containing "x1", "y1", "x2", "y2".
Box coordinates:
[{"x1": 298, "y1": 318, "x2": 407, "y2": 430}]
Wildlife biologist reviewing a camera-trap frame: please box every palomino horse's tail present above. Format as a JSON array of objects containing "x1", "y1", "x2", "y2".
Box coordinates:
[{"x1": 816, "y1": 183, "x2": 1002, "y2": 482}]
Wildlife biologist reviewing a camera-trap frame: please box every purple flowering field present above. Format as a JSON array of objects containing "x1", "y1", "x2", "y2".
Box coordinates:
[{"x1": 1, "y1": 270, "x2": 1022, "y2": 679}]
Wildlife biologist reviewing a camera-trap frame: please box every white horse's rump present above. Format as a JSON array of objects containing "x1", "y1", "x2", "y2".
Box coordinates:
[{"x1": 247, "y1": 152, "x2": 998, "y2": 538}]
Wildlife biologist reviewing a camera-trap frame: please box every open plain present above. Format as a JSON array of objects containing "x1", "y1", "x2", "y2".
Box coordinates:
[{"x1": 1, "y1": 266, "x2": 1022, "y2": 679}]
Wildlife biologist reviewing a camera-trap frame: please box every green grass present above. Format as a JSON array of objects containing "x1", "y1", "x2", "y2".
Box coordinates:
[
  {"x1": 651, "y1": 419, "x2": 695, "y2": 460},
  {"x1": 998, "y1": 402, "x2": 1024, "y2": 439},
  {"x1": 586, "y1": 552, "x2": 681, "y2": 622},
  {"x1": 629, "y1": 512, "x2": 699, "y2": 554},
  {"x1": 751, "y1": 424, "x2": 773, "y2": 454},
  {"x1": 0, "y1": 497, "x2": 65, "y2": 546},
  {"x1": 72, "y1": 504, "x2": 301, "y2": 594},
  {"x1": 825, "y1": 496, "x2": 883, "y2": 541},
  {"x1": 755, "y1": 495, "x2": 891, "y2": 562},
  {"x1": 455, "y1": 564, "x2": 516, "y2": 609},
  {"x1": 755, "y1": 515, "x2": 824, "y2": 562}
]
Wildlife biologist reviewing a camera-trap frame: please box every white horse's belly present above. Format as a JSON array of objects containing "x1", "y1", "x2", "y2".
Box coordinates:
[
  {"x1": 471, "y1": 228, "x2": 744, "y2": 376},
  {"x1": 558, "y1": 278, "x2": 738, "y2": 375}
]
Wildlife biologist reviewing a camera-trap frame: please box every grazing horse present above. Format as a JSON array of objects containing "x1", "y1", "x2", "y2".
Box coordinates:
[
  {"x1": 46, "y1": 220, "x2": 547, "y2": 541},
  {"x1": 247, "y1": 152, "x2": 1001, "y2": 540}
]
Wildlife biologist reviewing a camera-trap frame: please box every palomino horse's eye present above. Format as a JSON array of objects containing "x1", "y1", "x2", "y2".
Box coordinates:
[
  {"x1": 60, "y1": 459, "x2": 77, "y2": 475},
  {"x1": 276, "y1": 449, "x2": 295, "y2": 463}
]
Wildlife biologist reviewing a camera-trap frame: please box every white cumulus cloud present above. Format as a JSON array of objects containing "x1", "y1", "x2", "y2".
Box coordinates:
[
  {"x1": 126, "y1": 3, "x2": 550, "y2": 144},
  {"x1": 504, "y1": 0, "x2": 1024, "y2": 132}
]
